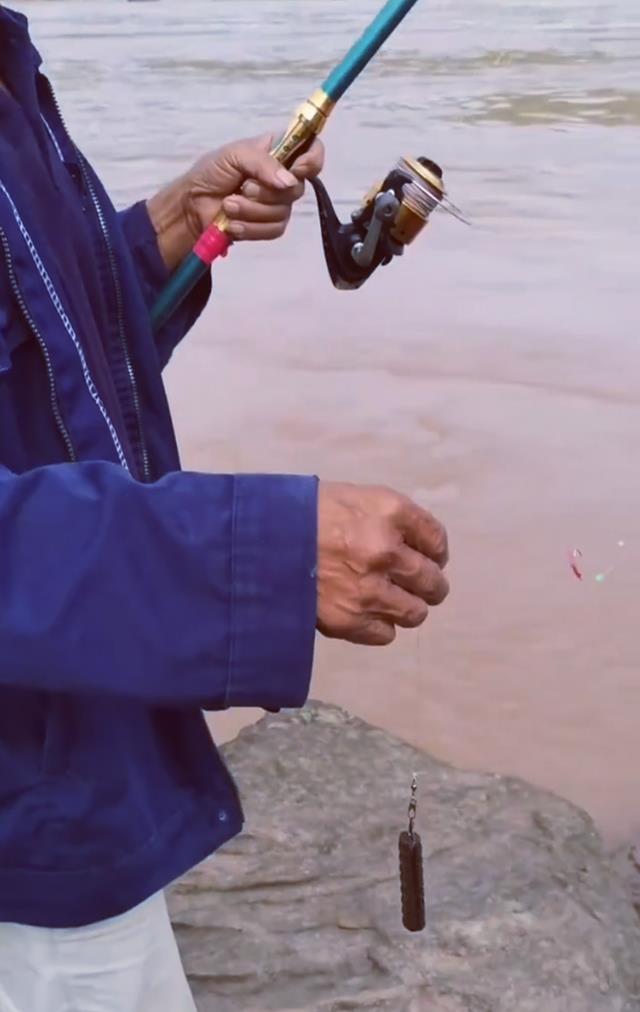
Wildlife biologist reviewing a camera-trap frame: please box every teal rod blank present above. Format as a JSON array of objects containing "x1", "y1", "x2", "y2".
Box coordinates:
[
  {"x1": 321, "y1": 0, "x2": 421, "y2": 101},
  {"x1": 151, "y1": 253, "x2": 205, "y2": 332}
]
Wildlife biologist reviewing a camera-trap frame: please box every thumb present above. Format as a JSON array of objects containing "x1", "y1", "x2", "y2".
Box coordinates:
[{"x1": 226, "y1": 134, "x2": 297, "y2": 191}]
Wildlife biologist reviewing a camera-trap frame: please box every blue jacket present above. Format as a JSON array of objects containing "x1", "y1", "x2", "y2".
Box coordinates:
[{"x1": 0, "y1": 7, "x2": 317, "y2": 928}]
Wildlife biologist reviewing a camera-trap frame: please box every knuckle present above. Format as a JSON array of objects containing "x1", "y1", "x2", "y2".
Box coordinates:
[
  {"x1": 432, "y1": 524, "x2": 449, "y2": 565},
  {"x1": 361, "y1": 572, "x2": 390, "y2": 608},
  {"x1": 380, "y1": 485, "x2": 404, "y2": 511},
  {"x1": 242, "y1": 181, "x2": 260, "y2": 200},
  {"x1": 358, "y1": 523, "x2": 398, "y2": 572},
  {"x1": 369, "y1": 621, "x2": 396, "y2": 646},
  {"x1": 370, "y1": 482, "x2": 395, "y2": 504},
  {"x1": 434, "y1": 574, "x2": 450, "y2": 604},
  {"x1": 359, "y1": 581, "x2": 380, "y2": 611},
  {"x1": 370, "y1": 541, "x2": 397, "y2": 571},
  {"x1": 391, "y1": 495, "x2": 414, "y2": 527},
  {"x1": 234, "y1": 140, "x2": 253, "y2": 162},
  {"x1": 413, "y1": 598, "x2": 430, "y2": 623},
  {"x1": 405, "y1": 600, "x2": 429, "y2": 628},
  {"x1": 408, "y1": 555, "x2": 428, "y2": 584},
  {"x1": 420, "y1": 561, "x2": 448, "y2": 601},
  {"x1": 415, "y1": 601, "x2": 430, "y2": 625}
]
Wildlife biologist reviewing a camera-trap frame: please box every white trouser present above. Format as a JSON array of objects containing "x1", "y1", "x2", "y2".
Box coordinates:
[{"x1": 0, "y1": 892, "x2": 197, "y2": 1012}]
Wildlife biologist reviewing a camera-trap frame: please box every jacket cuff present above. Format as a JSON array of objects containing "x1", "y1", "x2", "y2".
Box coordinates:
[
  {"x1": 118, "y1": 201, "x2": 212, "y2": 367},
  {"x1": 224, "y1": 474, "x2": 318, "y2": 710}
]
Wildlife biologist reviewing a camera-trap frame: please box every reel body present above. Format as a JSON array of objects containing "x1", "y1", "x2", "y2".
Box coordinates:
[{"x1": 309, "y1": 156, "x2": 460, "y2": 290}]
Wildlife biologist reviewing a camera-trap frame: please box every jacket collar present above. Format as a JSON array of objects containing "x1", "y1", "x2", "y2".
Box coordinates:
[{"x1": 0, "y1": 7, "x2": 43, "y2": 73}]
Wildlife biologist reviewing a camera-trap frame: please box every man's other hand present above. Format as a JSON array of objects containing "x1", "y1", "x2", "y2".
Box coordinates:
[{"x1": 317, "y1": 482, "x2": 450, "y2": 646}]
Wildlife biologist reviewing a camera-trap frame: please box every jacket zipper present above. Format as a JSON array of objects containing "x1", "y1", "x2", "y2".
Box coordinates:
[
  {"x1": 0, "y1": 179, "x2": 130, "y2": 471},
  {"x1": 0, "y1": 227, "x2": 77, "y2": 463},
  {"x1": 78, "y1": 157, "x2": 151, "y2": 482},
  {"x1": 43, "y1": 84, "x2": 151, "y2": 482}
]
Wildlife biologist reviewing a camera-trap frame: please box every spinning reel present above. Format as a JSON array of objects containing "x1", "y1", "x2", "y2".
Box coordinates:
[{"x1": 310, "y1": 155, "x2": 466, "y2": 291}]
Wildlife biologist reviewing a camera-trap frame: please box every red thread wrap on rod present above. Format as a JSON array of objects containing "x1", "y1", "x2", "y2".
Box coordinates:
[{"x1": 193, "y1": 226, "x2": 231, "y2": 266}]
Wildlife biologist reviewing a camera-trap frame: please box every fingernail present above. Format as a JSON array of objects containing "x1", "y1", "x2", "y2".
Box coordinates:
[
  {"x1": 224, "y1": 199, "x2": 239, "y2": 215},
  {"x1": 229, "y1": 222, "x2": 245, "y2": 238},
  {"x1": 242, "y1": 181, "x2": 260, "y2": 199},
  {"x1": 275, "y1": 168, "x2": 296, "y2": 188}
]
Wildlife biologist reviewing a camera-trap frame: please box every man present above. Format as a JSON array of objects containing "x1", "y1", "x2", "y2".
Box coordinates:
[{"x1": 0, "y1": 6, "x2": 449, "y2": 1010}]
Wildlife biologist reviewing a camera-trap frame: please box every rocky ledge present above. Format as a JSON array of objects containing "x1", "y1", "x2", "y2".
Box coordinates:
[{"x1": 169, "y1": 701, "x2": 640, "y2": 1012}]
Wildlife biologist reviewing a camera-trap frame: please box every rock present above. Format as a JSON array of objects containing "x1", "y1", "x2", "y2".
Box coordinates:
[
  {"x1": 168, "y1": 702, "x2": 640, "y2": 1012},
  {"x1": 612, "y1": 842, "x2": 640, "y2": 919}
]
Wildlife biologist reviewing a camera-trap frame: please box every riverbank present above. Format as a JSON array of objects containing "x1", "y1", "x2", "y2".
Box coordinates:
[{"x1": 170, "y1": 703, "x2": 640, "y2": 1012}]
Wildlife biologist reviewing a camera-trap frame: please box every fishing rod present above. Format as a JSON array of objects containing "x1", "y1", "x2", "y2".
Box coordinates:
[{"x1": 151, "y1": 0, "x2": 464, "y2": 331}]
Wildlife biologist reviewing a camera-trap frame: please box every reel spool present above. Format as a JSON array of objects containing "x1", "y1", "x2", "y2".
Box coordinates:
[{"x1": 309, "y1": 156, "x2": 465, "y2": 290}]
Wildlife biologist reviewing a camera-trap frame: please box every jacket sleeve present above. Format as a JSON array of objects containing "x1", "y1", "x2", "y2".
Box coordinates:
[
  {"x1": 118, "y1": 200, "x2": 212, "y2": 370},
  {"x1": 0, "y1": 461, "x2": 317, "y2": 708}
]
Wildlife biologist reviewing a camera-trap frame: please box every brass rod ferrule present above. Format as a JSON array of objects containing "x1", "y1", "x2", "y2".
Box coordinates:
[
  {"x1": 212, "y1": 89, "x2": 334, "y2": 236},
  {"x1": 270, "y1": 89, "x2": 335, "y2": 164}
]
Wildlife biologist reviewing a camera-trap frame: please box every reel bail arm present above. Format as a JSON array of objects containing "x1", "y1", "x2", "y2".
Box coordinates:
[{"x1": 310, "y1": 155, "x2": 462, "y2": 291}]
